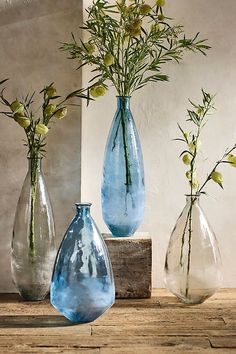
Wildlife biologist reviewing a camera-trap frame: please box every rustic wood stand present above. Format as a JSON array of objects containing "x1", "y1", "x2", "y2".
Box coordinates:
[
  {"x1": 104, "y1": 233, "x2": 152, "y2": 298},
  {"x1": 0, "y1": 289, "x2": 235, "y2": 353}
]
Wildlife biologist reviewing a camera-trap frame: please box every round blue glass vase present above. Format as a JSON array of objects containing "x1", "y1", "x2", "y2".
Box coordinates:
[
  {"x1": 50, "y1": 203, "x2": 115, "y2": 324},
  {"x1": 101, "y1": 96, "x2": 145, "y2": 237}
]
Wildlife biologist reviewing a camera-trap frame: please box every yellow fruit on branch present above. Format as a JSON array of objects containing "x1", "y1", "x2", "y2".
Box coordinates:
[
  {"x1": 10, "y1": 100, "x2": 24, "y2": 114},
  {"x1": 211, "y1": 171, "x2": 223, "y2": 185},
  {"x1": 190, "y1": 179, "x2": 199, "y2": 190},
  {"x1": 83, "y1": 42, "x2": 95, "y2": 54},
  {"x1": 132, "y1": 18, "x2": 142, "y2": 29},
  {"x1": 46, "y1": 86, "x2": 57, "y2": 98},
  {"x1": 14, "y1": 115, "x2": 31, "y2": 128},
  {"x1": 44, "y1": 104, "x2": 56, "y2": 118},
  {"x1": 55, "y1": 107, "x2": 68, "y2": 120},
  {"x1": 158, "y1": 14, "x2": 165, "y2": 21},
  {"x1": 156, "y1": 0, "x2": 165, "y2": 7},
  {"x1": 90, "y1": 85, "x2": 107, "y2": 98},
  {"x1": 227, "y1": 154, "x2": 236, "y2": 167},
  {"x1": 104, "y1": 53, "x2": 115, "y2": 66},
  {"x1": 35, "y1": 123, "x2": 49, "y2": 135},
  {"x1": 140, "y1": 4, "x2": 151, "y2": 15},
  {"x1": 182, "y1": 154, "x2": 191, "y2": 165}
]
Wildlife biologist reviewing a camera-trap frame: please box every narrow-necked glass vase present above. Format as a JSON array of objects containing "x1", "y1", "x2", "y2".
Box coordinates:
[
  {"x1": 164, "y1": 195, "x2": 222, "y2": 304},
  {"x1": 102, "y1": 96, "x2": 145, "y2": 237},
  {"x1": 50, "y1": 203, "x2": 115, "y2": 324},
  {"x1": 11, "y1": 157, "x2": 56, "y2": 301}
]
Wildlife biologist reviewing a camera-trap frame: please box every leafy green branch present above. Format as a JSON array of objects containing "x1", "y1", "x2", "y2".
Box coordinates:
[
  {"x1": 0, "y1": 79, "x2": 89, "y2": 158},
  {"x1": 177, "y1": 90, "x2": 236, "y2": 195},
  {"x1": 60, "y1": 0, "x2": 210, "y2": 98}
]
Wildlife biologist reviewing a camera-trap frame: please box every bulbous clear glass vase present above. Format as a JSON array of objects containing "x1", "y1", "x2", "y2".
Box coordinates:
[
  {"x1": 102, "y1": 96, "x2": 145, "y2": 237},
  {"x1": 11, "y1": 157, "x2": 56, "y2": 301},
  {"x1": 164, "y1": 195, "x2": 222, "y2": 304},
  {"x1": 50, "y1": 203, "x2": 115, "y2": 324}
]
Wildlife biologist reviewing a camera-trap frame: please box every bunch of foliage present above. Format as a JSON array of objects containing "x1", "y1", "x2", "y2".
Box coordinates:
[
  {"x1": 61, "y1": 0, "x2": 210, "y2": 97},
  {"x1": 0, "y1": 79, "x2": 88, "y2": 159}
]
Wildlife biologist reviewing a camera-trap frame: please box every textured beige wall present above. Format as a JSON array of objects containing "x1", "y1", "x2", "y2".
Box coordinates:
[
  {"x1": 0, "y1": 0, "x2": 82, "y2": 292},
  {"x1": 81, "y1": 0, "x2": 236, "y2": 287}
]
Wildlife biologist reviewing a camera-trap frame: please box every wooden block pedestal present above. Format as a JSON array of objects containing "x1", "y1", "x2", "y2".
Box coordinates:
[{"x1": 103, "y1": 233, "x2": 152, "y2": 299}]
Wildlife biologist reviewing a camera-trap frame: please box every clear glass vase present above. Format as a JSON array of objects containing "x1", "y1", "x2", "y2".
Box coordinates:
[
  {"x1": 102, "y1": 96, "x2": 145, "y2": 237},
  {"x1": 51, "y1": 203, "x2": 115, "y2": 324},
  {"x1": 11, "y1": 157, "x2": 56, "y2": 301},
  {"x1": 164, "y1": 195, "x2": 222, "y2": 304}
]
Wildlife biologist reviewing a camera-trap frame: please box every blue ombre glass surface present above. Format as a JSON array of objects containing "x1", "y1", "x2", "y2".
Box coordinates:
[
  {"x1": 102, "y1": 96, "x2": 145, "y2": 237},
  {"x1": 50, "y1": 203, "x2": 115, "y2": 324}
]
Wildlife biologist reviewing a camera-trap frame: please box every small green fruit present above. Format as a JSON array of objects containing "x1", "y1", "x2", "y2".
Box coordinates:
[
  {"x1": 132, "y1": 18, "x2": 142, "y2": 29},
  {"x1": 211, "y1": 171, "x2": 223, "y2": 185},
  {"x1": 46, "y1": 86, "x2": 57, "y2": 98},
  {"x1": 228, "y1": 154, "x2": 236, "y2": 167},
  {"x1": 158, "y1": 14, "x2": 165, "y2": 21},
  {"x1": 189, "y1": 141, "x2": 201, "y2": 152},
  {"x1": 35, "y1": 123, "x2": 49, "y2": 135},
  {"x1": 95, "y1": 86, "x2": 107, "y2": 97},
  {"x1": 190, "y1": 179, "x2": 199, "y2": 190},
  {"x1": 182, "y1": 154, "x2": 191, "y2": 165},
  {"x1": 186, "y1": 171, "x2": 192, "y2": 180},
  {"x1": 140, "y1": 4, "x2": 151, "y2": 15},
  {"x1": 130, "y1": 27, "x2": 141, "y2": 37},
  {"x1": 104, "y1": 53, "x2": 115, "y2": 66},
  {"x1": 44, "y1": 104, "x2": 56, "y2": 117},
  {"x1": 10, "y1": 100, "x2": 24, "y2": 114},
  {"x1": 55, "y1": 107, "x2": 68, "y2": 120},
  {"x1": 90, "y1": 87, "x2": 98, "y2": 98},
  {"x1": 14, "y1": 116, "x2": 31, "y2": 128},
  {"x1": 90, "y1": 85, "x2": 107, "y2": 98},
  {"x1": 83, "y1": 42, "x2": 95, "y2": 54},
  {"x1": 126, "y1": 5, "x2": 135, "y2": 13},
  {"x1": 156, "y1": 0, "x2": 165, "y2": 7}
]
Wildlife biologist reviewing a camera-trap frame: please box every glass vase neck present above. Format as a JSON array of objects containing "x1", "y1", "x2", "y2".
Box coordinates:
[
  {"x1": 75, "y1": 203, "x2": 92, "y2": 217},
  {"x1": 185, "y1": 194, "x2": 200, "y2": 204},
  {"x1": 116, "y1": 96, "x2": 131, "y2": 110},
  {"x1": 27, "y1": 157, "x2": 42, "y2": 172}
]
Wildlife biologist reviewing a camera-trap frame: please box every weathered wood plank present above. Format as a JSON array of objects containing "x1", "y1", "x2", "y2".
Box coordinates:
[
  {"x1": 104, "y1": 234, "x2": 152, "y2": 298},
  {"x1": 101, "y1": 348, "x2": 231, "y2": 354},
  {"x1": 0, "y1": 334, "x2": 211, "y2": 349},
  {"x1": 0, "y1": 349, "x2": 100, "y2": 354},
  {"x1": 209, "y1": 336, "x2": 236, "y2": 348},
  {"x1": 0, "y1": 289, "x2": 235, "y2": 353}
]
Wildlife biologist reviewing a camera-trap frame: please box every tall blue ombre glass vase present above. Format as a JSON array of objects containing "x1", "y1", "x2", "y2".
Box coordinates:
[
  {"x1": 102, "y1": 96, "x2": 145, "y2": 237},
  {"x1": 50, "y1": 203, "x2": 115, "y2": 324}
]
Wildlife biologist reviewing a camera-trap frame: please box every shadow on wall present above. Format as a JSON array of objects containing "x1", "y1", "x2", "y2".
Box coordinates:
[{"x1": 0, "y1": 0, "x2": 82, "y2": 292}]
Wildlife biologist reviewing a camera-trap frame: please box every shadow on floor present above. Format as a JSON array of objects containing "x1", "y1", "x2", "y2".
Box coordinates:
[{"x1": 0, "y1": 315, "x2": 75, "y2": 328}]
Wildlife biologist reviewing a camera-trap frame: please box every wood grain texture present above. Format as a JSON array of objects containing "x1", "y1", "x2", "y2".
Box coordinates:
[
  {"x1": 0, "y1": 289, "x2": 235, "y2": 353},
  {"x1": 104, "y1": 234, "x2": 152, "y2": 298}
]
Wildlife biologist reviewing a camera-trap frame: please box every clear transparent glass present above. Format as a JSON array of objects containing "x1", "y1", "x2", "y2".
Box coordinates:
[
  {"x1": 164, "y1": 195, "x2": 222, "y2": 304},
  {"x1": 102, "y1": 96, "x2": 145, "y2": 237},
  {"x1": 51, "y1": 203, "x2": 115, "y2": 324},
  {"x1": 11, "y1": 158, "x2": 56, "y2": 301}
]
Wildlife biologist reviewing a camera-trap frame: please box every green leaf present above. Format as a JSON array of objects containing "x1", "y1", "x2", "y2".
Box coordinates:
[{"x1": 0, "y1": 78, "x2": 9, "y2": 86}]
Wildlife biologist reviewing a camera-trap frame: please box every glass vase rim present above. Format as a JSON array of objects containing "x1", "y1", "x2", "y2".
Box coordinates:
[
  {"x1": 185, "y1": 193, "x2": 201, "y2": 198},
  {"x1": 27, "y1": 156, "x2": 43, "y2": 160},
  {"x1": 75, "y1": 202, "x2": 92, "y2": 207},
  {"x1": 116, "y1": 95, "x2": 131, "y2": 98}
]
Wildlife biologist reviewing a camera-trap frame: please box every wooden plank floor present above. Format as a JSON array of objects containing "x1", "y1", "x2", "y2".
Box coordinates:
[{"x1": 0, "y1": 289, "x2": 235, "y2": 353}]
